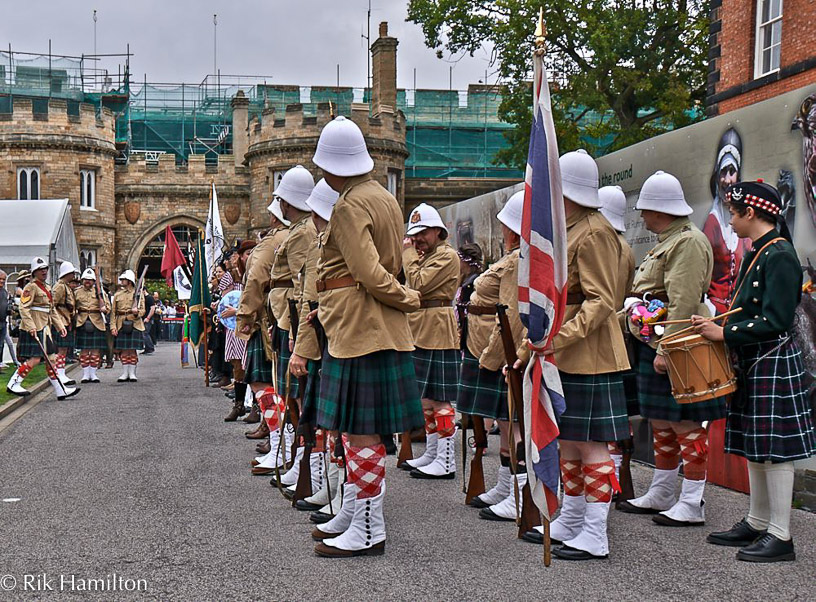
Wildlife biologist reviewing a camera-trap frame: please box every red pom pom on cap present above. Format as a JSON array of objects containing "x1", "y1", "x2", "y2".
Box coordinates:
[{"x1": 757, "y1": 178, "x2": 764, "y2": 183}]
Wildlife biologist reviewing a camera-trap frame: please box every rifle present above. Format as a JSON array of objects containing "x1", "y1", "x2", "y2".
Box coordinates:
[
  {"x1": 397, "y1": 431, "x2": 414, "y2": 468},
  {"x1": 616, "y1": 437, "x2": 635, "y2": 507},
  {"x1": 462, "y1": 414, "x2": 488, "y2": 504},
  {"x1": 131, "y1": 265, "x2": 149, "y2": 314},
  {"x1": 307, "y1": 300, "x2": 326, "y2": 353},
  {"x1": 288, "y1": 297, "x2": 313, "y2": 504},
  {"x1": 496, "y1": 304, "x2": 541, "y2": 539},
  {"x1": 93, "y1": 266, "x2": 106, "y2": 314}
]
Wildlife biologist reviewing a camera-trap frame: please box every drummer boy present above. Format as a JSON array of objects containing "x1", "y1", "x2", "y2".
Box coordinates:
[
  {"x1": 617, "y1": 171, "x2": 726, "y2": 527},
  {"x1": 694, "y1": 180, "x2": 816, "y2": 562}
]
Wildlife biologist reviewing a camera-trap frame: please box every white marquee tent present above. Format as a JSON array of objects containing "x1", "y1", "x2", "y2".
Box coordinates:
[{"x1": 0, "y1": 199, "x2": 80, "y2": 284}]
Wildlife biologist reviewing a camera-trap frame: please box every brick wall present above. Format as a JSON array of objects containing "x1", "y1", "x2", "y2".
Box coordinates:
[
  {"x1": 0, "y1": 99, "x2": 117, "y2": 276},
  {"x1": 710, "y1": 0, "x2": 816, "y2": 113},
  {"x1": 114, "y1": 154, "x2": 250, "y2": 271}
]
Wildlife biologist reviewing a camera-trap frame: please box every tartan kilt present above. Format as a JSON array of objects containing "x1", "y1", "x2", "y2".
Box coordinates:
[
  {"x1": 115, "y1": 329, "x2": 144, "y2": 351},
  {"x1": 621, "y1": 369, "x2": 640, "y2": 416},
  {"x1": 635, "y1": 341, "x2": 726, "y2": 423},
  {"x1": 244, "y1": 329, "x2": 274, "y2": 385},
  {"x1": 76, "y1": 324, "x2": 108, "y2": 350},
  {"x1": 300, "y1": 359, "x2": 322, "y2": 425},
  {"x1": 317, "y1": 349, "x2": 423, "y2": 435},
  {"x1": 726, "y1": 336, "x2": 816, "y2": 463},
  {"x1": 52, "y1": 326, "x2": 75, "y2": 350},
  {"x1": 456, "y1": 349, "x2": 509, "y2": 421},
  {"x1": 558, "y1": 371, "x2": 630, "y2": 442},
  {"x1": 16, "y1": 329, "x2": 55, "y2": 361},
  {"x1": 277, "y1": 329, "x2": 299, "y2": 398},
  {"x1": 413, "y1": 347, "x2": 460, "y2": 402}
]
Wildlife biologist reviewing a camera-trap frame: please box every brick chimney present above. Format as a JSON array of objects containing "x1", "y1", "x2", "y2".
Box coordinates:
[
  {"x1": 370, "y1": 22, "x2": 398, "y2": 116},
  {"x1": 231, "y1": 90, "x2": 250, "y2": 166}
]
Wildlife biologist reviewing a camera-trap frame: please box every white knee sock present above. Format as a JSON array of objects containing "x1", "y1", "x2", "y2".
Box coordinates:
[
  {"x1": 746, "y1": 461, "x2": 769, "y2": 531},
  {"x1": 764, "y1": 462, "x2": 794, "y2": 541}
]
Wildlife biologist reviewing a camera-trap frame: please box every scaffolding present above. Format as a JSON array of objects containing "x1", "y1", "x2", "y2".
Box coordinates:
[{"x1": 0, "y1": 46, "x2": 522, "y2": 178}]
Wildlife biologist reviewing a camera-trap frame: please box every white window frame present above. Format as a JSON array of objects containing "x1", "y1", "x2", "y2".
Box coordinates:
[
  {"x1": 80, "y1": 248, "x2": 97, "y2": 270},
  {"x1": 17, "y1": 167, "x2": 40, "y2": 200},
  {"x1": 271, "y1": 169, "x2": 287, "y2": 195},
  {"x1": 754, "y1": 0, "x2": 783, "y2": 79},
  {"x1": 80, "y1": 169, "x2": 97, "y2": 210},
  {"x1": 386, "y1": 170, "x2": 399, "y2": 197}
]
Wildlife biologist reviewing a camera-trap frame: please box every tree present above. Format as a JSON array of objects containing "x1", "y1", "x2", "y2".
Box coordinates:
[{"x1": 407, "y1": 0, "x2": 709, "y2": 168}]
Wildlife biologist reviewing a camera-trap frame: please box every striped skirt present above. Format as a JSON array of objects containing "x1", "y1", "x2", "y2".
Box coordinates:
[
  {"x1": 76, "y1": 324, "x2": 108, "y2": 350},
  {"x1": 224, "y1": 328, "x2": 247, "y2": 363},
  {"x1": 635, "y1": 341, "x2": 726, "y2": 423},
  {"x1": 277, "y1": 329, "x2": 299, "y2": 398},
  {"x1": 456, "y1": 349, "x2": 509, "y2": 421},
  {"x1": 413, "y1": 347, "x2": 460, "y2": 402},
  {"x1": 726, "y1": 336, "x2": 816, "y2": 463},
  {"x1": 317, "y1": 349, "x2": 423, "y2": 435},
  {"x1": 115, "y1": 329, "x2": 144, "y2": 351},
  {"x1": 558, "y1": 372, "x2": 630, "y2": 443},
  {"x1": 244, "y1": 330, "x2": 274, "y2": 385}
]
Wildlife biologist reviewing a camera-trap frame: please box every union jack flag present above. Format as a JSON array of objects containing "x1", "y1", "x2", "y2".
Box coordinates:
[{"x1": 518, "y1": 46, "x2": 568, "y2": 521}]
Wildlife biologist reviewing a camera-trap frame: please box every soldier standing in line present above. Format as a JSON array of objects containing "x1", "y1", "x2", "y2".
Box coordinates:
[
  {"x1": 238, "y1": 201, "x2": 290, "y2": 471},
  {"x1": 51, "y1": 261, "x2": 78, "y2": 387},
  {"x1": 309, "y1": 116, "x2": 422, "y2": 558},
  {"x1": 75, "y1": 268, "x2": 110, "y2": 384},
  {"x1": 110, "y1": 270, "x2": 146, "y2": 383},
  {"x1": 6, "y1": 257, "x2": 79, "y2": 400},
  {"x1": 266, "y1": 165, "x2": 316, "y2": 490},
  {"x1": 398, "y1": 203, "x2": 461, "y2": 480}
]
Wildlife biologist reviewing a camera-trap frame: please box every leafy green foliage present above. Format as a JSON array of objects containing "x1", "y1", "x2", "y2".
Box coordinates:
[
  {"x1": 407, "y1": 0, "x2": 709, "y2": 168},
  {"x1": 145, "y1": 279, "x2": 178, "y2": 304}
]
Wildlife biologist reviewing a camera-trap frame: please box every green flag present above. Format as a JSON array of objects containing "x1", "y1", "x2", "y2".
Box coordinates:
[{"x1": 188, "y1": 235, "x2": 211, "y2": 347}]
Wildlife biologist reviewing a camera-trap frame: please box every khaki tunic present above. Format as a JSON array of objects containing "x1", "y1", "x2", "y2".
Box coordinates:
[
  {"x1": 292, "y1": 234, "x2": 322, "y2": 362},
  {"x1": 51, "y1": 280, "x2": 76, "y2": 330},
  {"x1": 236, "y1": 226, "x2": 288, "y2": 339},
  {"x1": 629, "y1": 217, "x2": 713, "y2": 351},
  {"x1": 19, "y1": 281, "x2": 64, "y2": 332},
  {"x1": 466, "y1": 249, "x2": 527, "y2": 372},
  {"x1": 111, "y1": 287, "x2": 146, "y2": 332},
  {"x1": 402, "y1": 243, "x2": 460, "y2": 350},
  {"x1": 75, "y1": 286, "x2": 111, "y2": 331},
  {"x1": 317, "y1": 174, "x2": 420, "y2": 359},
  {"x1": 616, "y1": 232, "x2": 636, "y2": 332},
  {"x1": 268, "y1": 214, "x2": 315, "y2": 332},
  {"x1": 553, "y1": 208, "x2": 630, "y2": 374}
]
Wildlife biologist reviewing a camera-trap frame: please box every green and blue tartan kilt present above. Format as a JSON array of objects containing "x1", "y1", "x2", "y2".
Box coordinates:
[
  {"x1": 76, "y1": 324, "x2": 108, "y2": 350},
  {"x1": 635, "y1": 341, "x2": 726, "y2": 423},
  {"x1": 317, "y1": 349, "x2": 423, "y2": 435},
  {"x1": 277, "y1": 329, "x2": 300, "y2": 398},
  {"x1": 300, "y1": 359, "x2": 322, "y2": 425},
  {"x1": 16, "y1": 329, "x2": 55, "y2": 361},
  {"x1": 413, "y1": 347, "x2": 460, "y2": 402},
  {"x1": 52, "y1": 326, "x2": 75, "y2": 350},
  {"x1": 456, "y1": 349, "x2": 509, "y2": 421},
  {"x1": 244, "y1": 330, "x2": 274, "y2": 385},
  {"x1": 622, "y1": 369, "x2": 640, "y2": 416},
  {"x1": 558, "y1": 371, "x2": 630, "y2": 443},
  {"x1": 115, "y1": 329, "x2": 144, "y2": 351},
  {"x1": 726, "y1": 336, "x2": 816, "y2": 463}
]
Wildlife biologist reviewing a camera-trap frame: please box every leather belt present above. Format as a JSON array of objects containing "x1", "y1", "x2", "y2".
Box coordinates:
[
  {"x1": 116, "y1": 311, "x2": 136, "y2": 316},
  {"x1": 82, "y1": 310, "x2": 103, "y2": 314},
  {"x1": 420, "y1": 299, "x2": 453, "y2": 309},
  {"x1": 627, "y1": 291, "x2": 669, "y2": 303},
  {"x1": 566, "y1": 292, "x2": 586, "y2": 305},
  {"x1": 467, "y1": 305, "x2": 497, "y2": 316},
  {"x1": 316, "y1": 276, "x2": 358, "y2": 293},
  {"x1": 270, "y1": 279, "x2": 294, "y2": 289}
]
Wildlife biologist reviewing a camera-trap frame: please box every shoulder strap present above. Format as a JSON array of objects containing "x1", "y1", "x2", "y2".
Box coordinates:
[{"x1": 727, "y1": 237, "x2": 785, "y2": 315}]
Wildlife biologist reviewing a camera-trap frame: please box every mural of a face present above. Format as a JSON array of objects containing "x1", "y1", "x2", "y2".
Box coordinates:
[
  {"x1": 718, "y1": 163, "x2": 738, "y2": 200},
  {"x1": 792, "y1": 92, "x2": 816, "y2": 228}
]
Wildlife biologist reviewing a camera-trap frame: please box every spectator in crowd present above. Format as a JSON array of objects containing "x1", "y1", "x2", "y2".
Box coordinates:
[{"x1": 142, "y1": 289, "x2": 156, "y2": 355}]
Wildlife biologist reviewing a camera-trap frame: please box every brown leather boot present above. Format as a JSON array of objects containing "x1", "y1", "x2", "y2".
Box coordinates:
[
  {"x1": 246, "y1": 420, "x2": 270, "y2": 440},
  {"x1": 256, "y1": 438, "x2": 271, "y2": 454},
  {"x1": 242, "y1": 403, "x2": 261, "y2": 424},
  {"x1": 224, "y1": 399, "x2": 247, "y2": 422},
  {"x1": 216, "y1": 376, "x2": 231, "y2": 388}
]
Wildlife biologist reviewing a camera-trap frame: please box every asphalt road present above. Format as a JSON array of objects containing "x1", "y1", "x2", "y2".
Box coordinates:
[{"x1": 0, "y1": 343, "x2": 813, "y2": 601}]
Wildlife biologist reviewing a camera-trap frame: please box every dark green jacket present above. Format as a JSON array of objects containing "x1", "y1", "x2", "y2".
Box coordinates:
[{"x1": 723, "y1": 229, "x2": 802, "y2": 348}]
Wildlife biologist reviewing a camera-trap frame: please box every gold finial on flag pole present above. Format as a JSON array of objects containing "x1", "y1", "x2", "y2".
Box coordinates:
[{"x1": 535, "y1": 7, "x2": 546, "y2": 48}]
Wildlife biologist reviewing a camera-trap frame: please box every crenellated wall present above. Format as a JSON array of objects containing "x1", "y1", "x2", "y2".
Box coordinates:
[
  {"x1": 246, "y1": 102, "x2": 408, "y2": 232},
  {"x1": 0, "y1": 98, "x2": 118, "y2": 276},
  {"x1": 113, "y1": 154, "x2": 250, "y2": 271}
]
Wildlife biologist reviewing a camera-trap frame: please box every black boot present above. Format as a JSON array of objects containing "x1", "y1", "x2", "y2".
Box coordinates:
[{"x1": 736, "y1": 533, "x2": 795, "y2": 563}]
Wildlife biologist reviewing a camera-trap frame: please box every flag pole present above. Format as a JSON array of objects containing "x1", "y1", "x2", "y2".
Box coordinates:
[
  {"x1": 534, "y1": 7, "x2": 552, "y2": 568},
  {"x1": 198, "y1": 230, "x2": 210, "y2": 387}
]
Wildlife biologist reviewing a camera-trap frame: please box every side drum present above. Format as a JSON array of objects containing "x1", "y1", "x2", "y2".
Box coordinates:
[{"x1": 661, "y1": 334, "x2": 737, "y2": 404}]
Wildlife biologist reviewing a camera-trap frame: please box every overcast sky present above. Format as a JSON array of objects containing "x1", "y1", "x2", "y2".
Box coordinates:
[{"x1": 1, "y1": 0, "x2": 497, "y2": 91}]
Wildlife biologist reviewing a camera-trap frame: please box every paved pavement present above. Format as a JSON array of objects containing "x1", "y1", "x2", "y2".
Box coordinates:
[{"x1": 0, "y1": 343, "x2": 813, "y2": 601}]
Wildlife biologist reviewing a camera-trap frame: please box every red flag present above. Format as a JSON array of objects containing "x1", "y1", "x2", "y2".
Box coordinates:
[{"x1": 160, "y1": 226, "x2": 186, "y2": 286}]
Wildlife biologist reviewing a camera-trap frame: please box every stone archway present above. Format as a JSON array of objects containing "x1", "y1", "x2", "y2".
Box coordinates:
[{"x1": 124, "y1": 215, "x2": 206, "y2": 275}]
